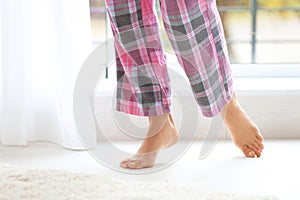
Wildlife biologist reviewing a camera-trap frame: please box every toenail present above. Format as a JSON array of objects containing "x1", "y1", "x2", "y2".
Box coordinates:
[{"x1": 248, "y1": 151, "x2": 254, "y2": 156}]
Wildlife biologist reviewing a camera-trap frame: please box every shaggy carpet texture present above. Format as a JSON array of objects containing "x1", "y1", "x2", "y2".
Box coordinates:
[{"x1": 0, "y1": 164, "x2": 278, "y2": 200}]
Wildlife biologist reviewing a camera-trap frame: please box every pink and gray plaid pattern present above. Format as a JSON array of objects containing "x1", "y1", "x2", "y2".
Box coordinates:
[{"x1": 105, "y1": 0, "x2": 233, "y2": 117}]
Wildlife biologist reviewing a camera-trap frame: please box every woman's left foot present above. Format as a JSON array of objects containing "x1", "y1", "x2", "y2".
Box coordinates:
[
  {"x1": 120, "y1": 114, "x2": 179, "y2": 169},
  {"x1": 222, "y1": 93, "x2": 264, "y2": 157}
]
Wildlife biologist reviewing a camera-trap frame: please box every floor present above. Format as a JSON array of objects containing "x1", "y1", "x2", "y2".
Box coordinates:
[{"x1": 0, "y1": 140, "x2": 299, "y2": 200}]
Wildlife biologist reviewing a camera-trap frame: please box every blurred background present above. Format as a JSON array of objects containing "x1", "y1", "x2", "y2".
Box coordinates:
[
  {"x1": 90, "y1": 0, "x2": 300, "y2": 141},
  {"x1": 89, "y1": 0, "x2": 300, "y2": 64}
]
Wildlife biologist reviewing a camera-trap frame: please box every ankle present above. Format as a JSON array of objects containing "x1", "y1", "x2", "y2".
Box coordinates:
[
  {"x1": 148, "y1": 114, "x2": 167, "y2": 122},
  {"x1": 147, "y1": 114, "x2": 169, "y2": 137},
  {"x1": 221, "y1": 93, "x2": 239, "y2": 123}
]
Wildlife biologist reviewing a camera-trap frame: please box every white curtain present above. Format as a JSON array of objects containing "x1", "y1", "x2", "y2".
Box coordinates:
[{"x1": 0, "y1": 0, "x2": 96, "y2": 149}]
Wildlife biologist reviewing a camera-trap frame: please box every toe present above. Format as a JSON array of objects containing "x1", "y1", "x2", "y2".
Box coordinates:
[
  {"x1": 251, "y1": 142, "x2": 262, "y2": 152},
  {"x1": 120, "y1": 161, "x2": 129, "y2": 168},
  {"x1": 120, "y1": 158, "x2": 134, "y2": 168},
  {"x1": 128, "y1": 161, "x2": 138, "y2": 169},
  {"x1": 243, "y1": 146, "x2": 255, "y2": 158},
  {"x1": 253, "y1": 149, "x2": 261, "y2": 157},
  {"x1": 255, "y1": 139, "x2": 264, "y2": 150},
  {"x1": 256, "y1": 151, "x2": 261, "y2": 157},
  {"x1": 128, "y1": 160, "x2": 152, "y2": 169},
  {"x1": 246, "y1": 151, "x2": 255, "y2": 157},
  {"x1": 120, "y1": 160, "x2": 127, "y2": 166},
  {"x1": 256, "y1": 134, "x2": 264, "y2": 142},
  {"x1": 249, "y1": 145, "x2": 262, "y2": 157}
]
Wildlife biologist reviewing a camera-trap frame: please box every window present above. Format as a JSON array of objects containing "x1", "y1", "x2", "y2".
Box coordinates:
[
  {"x1": 90, "y1": 0, "x2": 300, "y2": 78},
  {"x1": 217, "y1": 0, "x2": 300, "y2": 64},
  {"x1": 89, "y1": 0, "x2": 107, "y2": 44}
]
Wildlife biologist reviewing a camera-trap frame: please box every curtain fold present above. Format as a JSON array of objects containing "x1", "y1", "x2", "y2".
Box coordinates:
[{"x1": 0, "y1": 0, "x2": 96, "y2": 149}]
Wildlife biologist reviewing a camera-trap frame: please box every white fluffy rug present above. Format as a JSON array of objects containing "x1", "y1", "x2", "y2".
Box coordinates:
[{"x1": 0, "y1": 164, "x2": 277, "y2": 200}]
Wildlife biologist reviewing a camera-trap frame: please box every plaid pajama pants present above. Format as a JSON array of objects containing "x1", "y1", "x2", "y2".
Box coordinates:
[{"x1": 105, "y1": 0, "x2": 233, "y2": 117}]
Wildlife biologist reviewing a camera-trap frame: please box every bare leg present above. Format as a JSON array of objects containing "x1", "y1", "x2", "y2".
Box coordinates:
[
  {"x1": 120, "y1": 114, "x2": 179, "y2": 169},
  {"x1": 222, "y1": 92, "x2": 264, "y2": 157}
]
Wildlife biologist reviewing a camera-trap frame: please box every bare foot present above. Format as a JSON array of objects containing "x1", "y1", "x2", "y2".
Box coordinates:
[
  {"x1": 222, "y1": 92, "x2": 264, "y2": 158},
  {"x1": 120, "y1": 114, "x2": 179, "y2": 169}
]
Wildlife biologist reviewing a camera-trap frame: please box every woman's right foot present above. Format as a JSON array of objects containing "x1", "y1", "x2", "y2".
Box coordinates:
[{"x1": 120, "y1": 114, "x2": 179, "y2": 169}]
